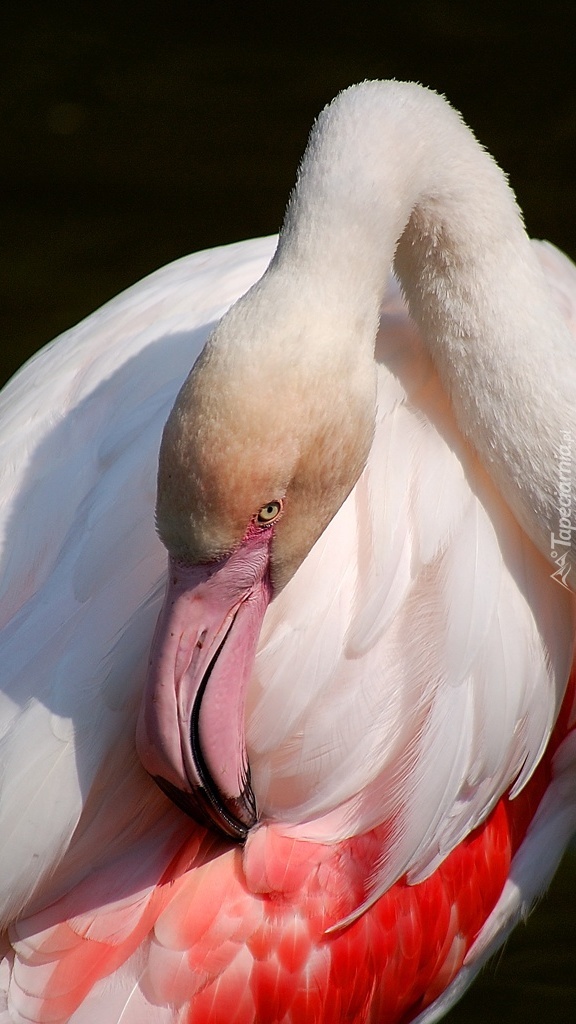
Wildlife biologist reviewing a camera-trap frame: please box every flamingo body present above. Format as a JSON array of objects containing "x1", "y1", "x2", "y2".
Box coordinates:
[
  {"x1": 3, "y1": 723, "x2": 574, "y2": 1024},
  {"x1": 1, "y1": 83, "x2": 576, "y2": 1022}
]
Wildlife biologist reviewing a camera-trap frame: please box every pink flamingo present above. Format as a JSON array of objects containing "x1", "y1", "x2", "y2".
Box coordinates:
[{"x1": 1, "y1": 81, "x2": 575, "y2": 1023}]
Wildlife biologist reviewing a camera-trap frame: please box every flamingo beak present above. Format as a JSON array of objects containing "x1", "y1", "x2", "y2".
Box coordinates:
[{"x1": 136, "y1": 531, "x2": 273, "y2": 840}]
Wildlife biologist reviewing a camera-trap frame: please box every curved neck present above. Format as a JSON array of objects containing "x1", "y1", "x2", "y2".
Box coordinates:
[{"x1": 273, "y1": 81, "x2": 576, "y2": 572}]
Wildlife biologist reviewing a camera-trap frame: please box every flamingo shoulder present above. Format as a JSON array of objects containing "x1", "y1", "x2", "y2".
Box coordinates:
[{"x1": 0, "y1": 236, "x2": 276, "y2": 926}]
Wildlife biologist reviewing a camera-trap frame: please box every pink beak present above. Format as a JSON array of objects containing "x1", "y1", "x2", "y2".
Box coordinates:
[{"x1": 136, "y1": 528, "x2": 273, "y2": 840}]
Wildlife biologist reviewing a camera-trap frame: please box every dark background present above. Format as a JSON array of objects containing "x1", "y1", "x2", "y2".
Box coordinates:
[
  {"x1": 2, "y1": 0, "x2": 576, "y2": 384},
  {"x1": 1, "y1": 1, "x2": 575, "y2": 1020}
]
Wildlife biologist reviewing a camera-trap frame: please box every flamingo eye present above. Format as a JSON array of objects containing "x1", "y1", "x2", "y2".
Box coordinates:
[{"x1": 256, "y1": 500, "x2": 283, "y2": 525}]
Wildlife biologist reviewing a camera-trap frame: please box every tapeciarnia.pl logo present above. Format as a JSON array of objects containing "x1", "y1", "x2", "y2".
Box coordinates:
[{"x1": 550, "y1": 430, "x2": 573, "y2": 590}]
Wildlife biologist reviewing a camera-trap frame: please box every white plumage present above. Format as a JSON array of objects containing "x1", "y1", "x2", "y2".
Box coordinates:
[
  {"x1": 1, "y1": 82, "x2": 576, "y2": 1023},
  {"x1": 1, "y1": 232, "x2": 575, "y2": 930}
]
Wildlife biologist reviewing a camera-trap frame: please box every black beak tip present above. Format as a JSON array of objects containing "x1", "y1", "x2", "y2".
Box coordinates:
[{"x1": 152, "y1": 774, "x2": 257, "y2": 843}]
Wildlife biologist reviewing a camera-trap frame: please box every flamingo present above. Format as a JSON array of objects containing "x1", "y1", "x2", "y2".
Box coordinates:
[{"x1": 0, "y1": 79, "x2": 576, "y2": 1023}]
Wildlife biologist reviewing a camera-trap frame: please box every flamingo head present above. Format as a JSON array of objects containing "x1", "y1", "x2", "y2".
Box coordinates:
[{"x1": 136, "y1": 273, "x2": 377, "y2": 839}]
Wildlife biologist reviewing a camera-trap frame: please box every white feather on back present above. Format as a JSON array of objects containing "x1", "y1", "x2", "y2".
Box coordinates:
[
  {"x1": 0, "y1": 236, "x2": 574, "y2": 931},
  {"x1": 247, "y1": 245, "x2": 576, "y2": 901},
  {"x1": 0, "y1": 238, "x2": 276, "y2": 924}
]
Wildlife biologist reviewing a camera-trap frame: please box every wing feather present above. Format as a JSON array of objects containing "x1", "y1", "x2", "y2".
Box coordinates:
[
  {"x1": 0, "y1": 238, "x2": 277, "y2": 925},
  {"x1": 251, "y1": 272, "x2": 575, "y2": 909}
]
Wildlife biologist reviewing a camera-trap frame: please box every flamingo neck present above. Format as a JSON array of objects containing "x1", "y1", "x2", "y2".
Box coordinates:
[{"x1": 271, "y1": 81, "x2": 576, "y2": 571}]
